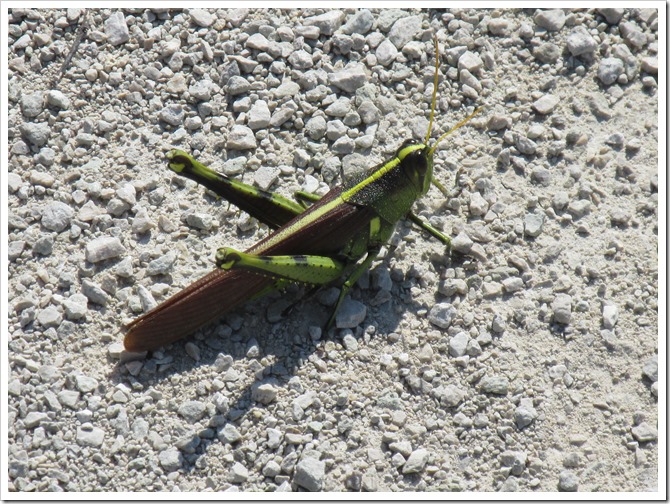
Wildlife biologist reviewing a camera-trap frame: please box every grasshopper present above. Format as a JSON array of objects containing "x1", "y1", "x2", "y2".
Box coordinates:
[{"x1": 123, "y1": 38, "x2": 480, "y2": 352}]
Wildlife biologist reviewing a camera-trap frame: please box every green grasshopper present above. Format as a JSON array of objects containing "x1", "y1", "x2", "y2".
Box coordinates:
[{"x1": 123, "y1": 38, "x2": 480, "y2": 352}]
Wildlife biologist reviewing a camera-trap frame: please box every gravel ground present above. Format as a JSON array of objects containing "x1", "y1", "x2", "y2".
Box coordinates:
[{"x1": 5, "y1": 7, "x2": 661, "y2": 493}]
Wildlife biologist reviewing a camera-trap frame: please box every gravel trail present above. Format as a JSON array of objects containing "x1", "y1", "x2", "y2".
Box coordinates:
[{"x1": 6, "y1": 7, "x2": 660, "y2": 493}]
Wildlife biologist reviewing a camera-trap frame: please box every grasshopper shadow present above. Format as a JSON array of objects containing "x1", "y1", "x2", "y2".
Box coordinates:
[{"x1": 107, "y1": 281, "x2": 413, "y2": 475}]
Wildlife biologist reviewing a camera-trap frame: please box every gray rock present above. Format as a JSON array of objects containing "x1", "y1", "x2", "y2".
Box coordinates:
[
  {"x1": 62, "y1": 294, "x2": 88, "y2": 320},
  {"x1": 458, "y1": 51, "x2": 484, "y2": 74},
  {"x1": 57, "y1": 390, "x2": 80, "y2": 409},
  {"x1": 252, "y1": 383, "x2": 278, "y2": 404},
  {"x1": 480, "y1": 375, "x2": 509, "y2": 395},
  {"x1": 146, "y1": 251, "x2": 177, "y2": 276},
  {"x1": 42, "y1": 201, "x2": 74, "y2": 232},
  {"x1": 105, "y1": 11, "x2": 129, "y2": 46},
  {"x1": 20, "y1": 122, "x2": 51, "y2": 147},
  {"x1": 631, "y1": 422, "x2": 658, "y2": 442},
  {"x1": 552, "y1": 293, "x2": 572, "y2": 324},
  {"x1": 619, "y1": 22, "x2": 646, "y2": 50},
  {"x1": 81, "y1": 279, "x2": 110, "y2": 306},
  {"x1": 227, "y1": 125, "x2": 256, "y2": 150},
  {"x1": 402, "y1": 448, "x2": 429, "y2": 474},
  {"x1": 558, "y1": 470, "x2": 579, "y2": 491},
  {"x1": 76, "y1": 425, "x2": 105, "y2": 447},
  {"x1": 432, "y1": 384, "x2": 465, "y2": 407},
  {"x1": 602, "y1": 303, "x2": 618, "y2": 329},
  {"x1": 178, "y1": 400, "x2": 207, "y2": 423},
  {"x1": 305, "y1": 116, "x2": 327, "y2": 140},
  {"x1": 500, "y1": 450, "x2": 527, "y2": 475},
  {"x1": 428, "y1": 303, "x2": 457, "y2": 329},
  {"x1": 597, "y1": 58, "x2": 624, "y2": 85},
  {"x1": 376, "y1": 39, "x2": 398, "y2": 66},
  {"x1": 534, "y1": 42, "x2": 561, "y2": 64},
  {"x1": 227, "y1": 75, "x2": 250, "y2": 95},
  {"x1": 341, "y1": 9, "x2": 374, "y2": 35},
  {"x1": 452, "y1": 232, "x2": 473, "y2": 254},
  {"x1": 248, "y1": 100, "x2": 271, "y2": 130},
  {"x1": 190, "y1": 8, "x2": 215, "y2": 27},
  {"x1": 534, "y1": 9, "x2": 566, "y2": 31},
  {"x1": 449, "y1": 332, "x2": 469, "y2": 357},
  {"x1": 219, "y1": 423, "x2": 242, "y2": 444},
  {"x1": 185, "y1": 212, "x2": 213, "y2": 231},
  {"x1": 24, "y1": 411, "x2": 49, "y2": 429},
  {"x1": 524, "y1": 212, "x2": 544, "y2": 237},
  {"x1": 47, "y1": 89, "x2": 71, "y2": 109},
  {"x1": 304, "y1": 10, "x2": 345, "y2": 36},
  {"x1": 86, "y1": 236, "x2": 125, "y2": 263},
  {"x1": 37, "y1": 306, "x2": 62, "y2": 328},
  {"x1": 288, "y1": 50, "x2": 313, "y2": 70},
  {"x1": 642, "y1": 356, "x2": 658, "y2": 383},
  {"x1": 159, "y1": 105, "x2": 184, "y2": 126},
  {"x1": 294, "y1": 457, "x2": 325, "y2": 491},
  {"x1": 21, "y1": 92, "x2": 44, "y2": 118},
  {"x1": 533, "y1": 94, "x2": 559, "y2": 115},
  {"x1": 598, "y1": 8, "x2": 624, "y2": 24},
  {"x1": 566, "y1": 26, "x2": 597, "y2": 56},
  {"x1": 229, "y1": 462, "x2": 248, "y2": 483},
  {"x1": 515, "y1": 398, "x2": 538, "y2": 429},
  {"x1": 336, "y1": 298, "x2": 367, "y2": 328},
  {"x1": 329, "y1": 64, "x2": 366, "y2": 93},
  {"x1": 388, "y1": 16, "x2": 422, "y2": 49},
  {"x1": 75, "y1": 374, "x2": 98, "y2": 393},
  {"x1": 488, "y1": 18, "x2": 511, "y2": 37},
  {"x1": 158, "y1": 447, "x2": 182, "y2": 472},
  {"x1": 567, "y1": 199, "x2": 591, "y2": 218}
]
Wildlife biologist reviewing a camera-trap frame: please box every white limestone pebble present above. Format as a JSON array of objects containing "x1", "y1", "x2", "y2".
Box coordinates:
[{"x1": 86, "y1": 236, "x2": 126, "y2": 263}]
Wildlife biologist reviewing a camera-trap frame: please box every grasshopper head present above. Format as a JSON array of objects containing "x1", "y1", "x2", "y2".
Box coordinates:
[{"x1": 397, "y1": 141, "x2": 433, "y2": 196}]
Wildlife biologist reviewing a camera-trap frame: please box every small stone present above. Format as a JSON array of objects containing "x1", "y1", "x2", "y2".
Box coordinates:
[
  {"x1": 185, "y1": 213, "x2": 213, "y2": 231},
  {"x1": 598, "y1": 8, "x2": 624, "y2": 24},
  {"x1": 597, "y1": 58, "x2": 625, "y2": 85},
  {"x1": 335, "y1": 299, "x2": 366, "y2": 328},
  {"x1": 552, "y1": 293, "x2": 572, "y2": 324},
  {"x1": 58, "y1": 390, "x2": 80, "y2": 409},
  {"x1": 449, "y1": 332, "x2": 469, "y2": 357},
  {"x1": 227, "y1": 125, "x2": 256, "y2": 150},
  {"x1": 146, "y1": 251, "x2": 177, "y2": 276},
  {"x1": 524, "y1": 212, "x2": 544, "y2": 237},
  {"x1": 451, "y1": 232, "x2": 473, "y2": 254},
  {"x1": 642, "y1": 356, "x2": 658, "y2": 383},
  {"x1": 534, "y1": 9, "x2": 566, "y2": 31},
  {"x1": 81, "y1": 279, "x2": 110, "y2": 306},
  {"x1": 76, "y1": 426, "x2": 105, "y2": 447},
  {"x1": 458, "y1": 51, "x2": 484, "y2": 74},
  {"x1": 329, "y1": 64, "x2": 366, "y2": 93},
  {"x1": 159, "y1": 105, "x2": 184, "y2": 126},
  {"x1": 20, "y1": 122, "x2": 51, "y2": 147},
  {"x1": 47, "y1": 89, "x2": 71, "y2": 109},
  {"x1": 488, "y1": 18, "x2": 511, "y2": 36},
  {"x1": 567, "y1": 199, "x2": 591, "y2": 218},
  {"x1": 158, "y1": 447, "x2": 182, "y2": 472},
  {"x1": 558, "y1": 470, "x2": 579, "y2": 491},
  {"x1": 189, "y1": 8, "x2": 215, "y2": 27},
  {"x1": 631, "y1": 422, "x2": 658, "y2": 442},
  {"x1": 304, "y1": 10, "x2": 345, "y2": 36},
  {"x1": 479, "y1": 375, "x2": 509, "y2": 395},
  {"x1": 341, "y1": 9, "x2": 374, "y2": 35},
  {"x1": 428, "y1": 303, "x2": 457, "y2": 329},
  {"x1": 602, "y1": 304, "x2": 618, "y2": 329},
  {"x1": 402, "y1": 448, "x2": 429, "y2": 474},
  {"x1": 375, "y1": 39, "x2": 398, "y2": 67},
  {"x1": 248, "y1": 101, "x2": 271, "y2": 130},
  {"x1": 294, "y1": 457, "x2": 325, "y2": 491},
  {"x1": 500, "y1": 451, "x2": 527, "y2": 476},
  {"x1": 62, "y1": 294, "x2": 88, "y2": 321},
  {"x1": 432, "y1": 384, "x2": 465, "y2": 407},
  {"x1": 252, "y1": 383, "x2": 278, "y2": 405},
  {"x1": 178, "y1": 400, "x2": 207, "y2": 423},
  {"x1": 24, "y1": 411, "x2": 49, "y2": 429},
  {"x1": 515, "y1": 398, "x2": 538, "y2": 429},
  {"x1": 21, "y1": 92, "x2": 44, "y2": 118},
  {"x1": 228, "y1": 462, "x2": 248, "y2": 483},
  {"x1": 105, "y1": 11, "x2": 129, "y2": 46},
  {"x1": 37, "y1": 306, "x2": 62, "y2": 328},
  {"x1": 42, "y1": 201, "x2": 74, "y2": 232},
  {"x1": 388, "y1": 16, "x2": 422, "y2": 49},
  {"x1": 502, "y1": 277, "x2": 524, "y2": 293},
  {"x1": 641, "y1": 57, "x2": 658, "y2": 75},
  {"x1": 619, "y1": 22, "x2": 646, "y2": 50},
  {"x1": 533, "y1": 94, "x2": 559, "y2": 115},
  {"x1": 566, "y1": 26, "x2": 597, "y2": 56},
  {"x1": 534, "y1": 43, "x2": 561, "y2": 64},
  {"x1": 219, "y1": 423, "x2": 242, "y2": 444}
]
